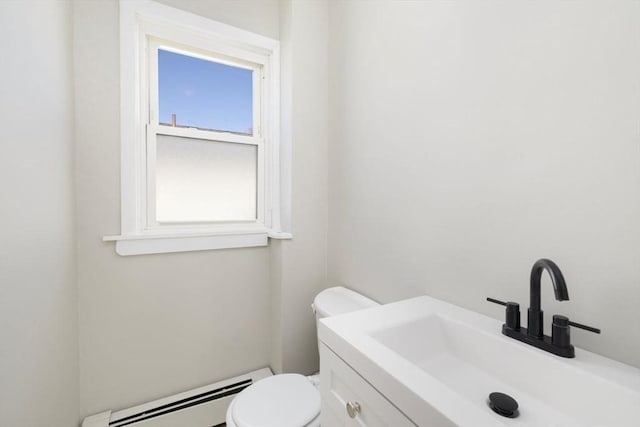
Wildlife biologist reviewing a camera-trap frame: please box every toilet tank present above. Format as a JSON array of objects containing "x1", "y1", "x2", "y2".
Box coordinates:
[
  {"x1": 313, "y1": 287, "x2": 378, "y2": 361},
  {"x1": 313, "y1": 286, "x2": 378, "y2": 321}
]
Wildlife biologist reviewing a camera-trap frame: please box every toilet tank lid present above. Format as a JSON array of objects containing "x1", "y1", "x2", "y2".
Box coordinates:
[{"x1": 313, "y1": 286, "x2": 379, "y2": 318}]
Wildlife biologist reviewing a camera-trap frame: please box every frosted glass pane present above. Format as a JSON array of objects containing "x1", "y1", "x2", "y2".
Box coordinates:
[{"x1": 155, "y1": 134, "x2": 257, "y2": 222}]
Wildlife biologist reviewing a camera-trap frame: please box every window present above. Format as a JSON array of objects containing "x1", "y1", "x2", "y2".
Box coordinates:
[
  {"x1": 149, "y1": 45, "x2": 262, "y2": 227},
  {"x1": 107, "y1": 0, "x2": 290, "y2": 255}
]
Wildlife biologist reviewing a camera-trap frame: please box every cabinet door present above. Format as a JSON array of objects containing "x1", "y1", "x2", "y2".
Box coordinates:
[{"x1": 320, "y1": 343, "x2": 416, "y2": 427}]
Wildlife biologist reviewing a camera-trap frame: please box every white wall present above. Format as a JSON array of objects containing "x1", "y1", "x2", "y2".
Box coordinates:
[
  {"x1": 74, "y1": 0, "x2": 279, "y2": 417},
  {"x1": 328, "y1": 0, "x2": 640, "y2": 368},
  {"x1": 271, "y1": 0, "x2": 329, "y2": 375},
  {"x1": 0, "y1": 1, "x2": 79, "y2": 426}
]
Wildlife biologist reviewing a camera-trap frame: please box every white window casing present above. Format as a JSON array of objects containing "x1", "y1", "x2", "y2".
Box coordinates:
[{"x1": 104, "y1": 0, "x2": 291, "y2": 255}]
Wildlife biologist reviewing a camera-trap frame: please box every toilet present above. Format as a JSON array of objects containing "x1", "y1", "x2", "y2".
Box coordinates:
[{"x1": 225, "y1": 286, "x2": 379, "y2": 427}]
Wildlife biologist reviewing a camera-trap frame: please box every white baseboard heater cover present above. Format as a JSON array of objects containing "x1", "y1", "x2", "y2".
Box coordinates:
[{"x1": 82, "y1": 368, "x2": 272, "y2": 427}]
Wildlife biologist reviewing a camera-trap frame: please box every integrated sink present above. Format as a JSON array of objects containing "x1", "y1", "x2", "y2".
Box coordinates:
[
  {"x1": 372, "y1": 313, "x2": 639, "y2": 426},
  {"x1": 319, "y1": 296, "x2": 640, "y2": 426}
]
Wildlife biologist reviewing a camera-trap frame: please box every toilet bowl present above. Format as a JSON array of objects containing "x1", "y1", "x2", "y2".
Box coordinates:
[
  {"x1": 226, "y1": 374, "x2": 321, "y2": 427},
  {"x1": 225, "y1": 286, "x2": 378, "y2": 427}
]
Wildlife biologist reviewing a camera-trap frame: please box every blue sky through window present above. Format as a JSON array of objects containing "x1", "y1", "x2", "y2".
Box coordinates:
[{"x1": 158, "y1": 49, "x2": 253, "y2": 135}]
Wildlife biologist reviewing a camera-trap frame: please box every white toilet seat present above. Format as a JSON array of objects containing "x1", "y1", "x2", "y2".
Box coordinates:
[
  {"x1": 226, "y1": 374, "x2": 321, "y2": 427},
  {"x1": 226, "y1": 395, "x2": 320, "y2": 427}
]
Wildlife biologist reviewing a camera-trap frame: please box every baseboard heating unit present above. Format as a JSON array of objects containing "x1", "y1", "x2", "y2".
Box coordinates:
[{"x1": 82, "y1": 368, "x2": 272, "y2": 427}]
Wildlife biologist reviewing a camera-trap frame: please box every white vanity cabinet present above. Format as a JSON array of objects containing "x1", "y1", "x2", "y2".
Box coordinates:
[{"x1": 319, "y1": 343, "x2": 416, "y2": 427}]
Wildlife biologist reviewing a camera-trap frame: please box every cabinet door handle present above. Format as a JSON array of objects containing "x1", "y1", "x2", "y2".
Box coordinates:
[{"x1": 346, "y1": 401, "x2": 361, "y2": 418}]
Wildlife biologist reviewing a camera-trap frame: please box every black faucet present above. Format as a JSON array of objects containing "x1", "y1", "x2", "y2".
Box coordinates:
[
  {"x1": 528, "y1": 258, "x2": 569, "y2": 338},
  {"x1": 488, "y1": 259, "x2": 600, "y2": 358}
]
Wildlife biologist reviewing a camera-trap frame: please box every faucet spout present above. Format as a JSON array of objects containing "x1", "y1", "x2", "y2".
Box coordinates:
[{"x1": 528, "y1": 258, "x2": 569, "y2": 337}]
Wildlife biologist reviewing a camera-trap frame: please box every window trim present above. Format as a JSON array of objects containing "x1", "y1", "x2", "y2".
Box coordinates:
[{"x1": 105, "y1": 0, "x2": 291, "y2": 255}]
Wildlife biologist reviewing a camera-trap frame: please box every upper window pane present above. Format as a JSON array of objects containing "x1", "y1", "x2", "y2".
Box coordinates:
[{"x1": 158, "y1": 49, "x2": 254, "y2": 135}]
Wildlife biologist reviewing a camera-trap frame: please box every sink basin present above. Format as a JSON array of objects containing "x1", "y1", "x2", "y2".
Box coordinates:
[
  {"x1": 373, "y1": 313, "x2": 640, "y2": 426},
  {"x1": 319, "y1": 296, "x2": 640, "y2": 426}
]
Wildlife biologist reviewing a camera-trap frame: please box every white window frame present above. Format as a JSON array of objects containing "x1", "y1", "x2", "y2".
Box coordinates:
[{"x1": 105, "y1": 0, "x2": 291, "y2": 255}]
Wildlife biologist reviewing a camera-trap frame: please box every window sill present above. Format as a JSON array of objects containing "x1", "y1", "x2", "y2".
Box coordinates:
[{"x1": 103, "y1": 229, "x2": 292, "y2": 256}]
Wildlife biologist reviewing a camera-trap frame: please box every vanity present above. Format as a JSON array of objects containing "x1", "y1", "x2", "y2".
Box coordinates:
[{"x1": 318, "y1": 295, "x2": 640, "y2": 426}]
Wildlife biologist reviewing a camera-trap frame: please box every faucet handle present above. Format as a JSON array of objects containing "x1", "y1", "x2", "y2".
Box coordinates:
[
  {"x1": 487, "y1": 297, "x2": 521, "y2": 330},
  {"x1": 487, "y1": 297, "x2": 507, "y2": 306},
  {"x1": 552, "y1": 315, "x2": 601, "y2": 350},
  {"x1": 568, "y1": 320, "x2": 601, "y2": 334}
]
